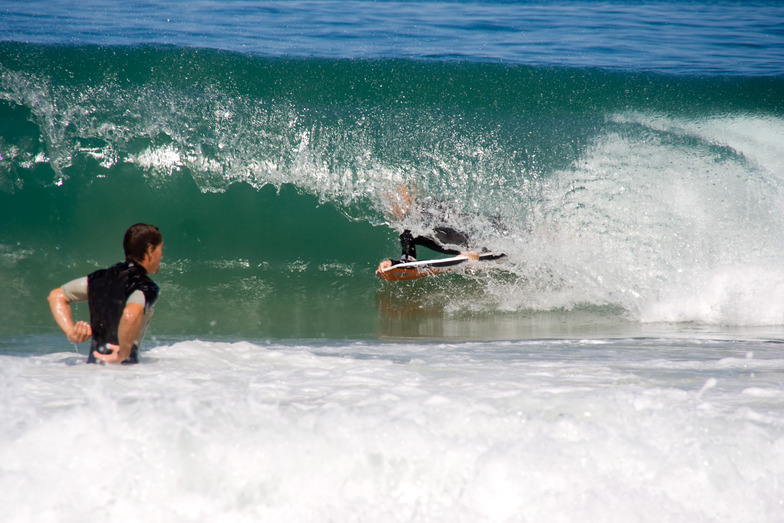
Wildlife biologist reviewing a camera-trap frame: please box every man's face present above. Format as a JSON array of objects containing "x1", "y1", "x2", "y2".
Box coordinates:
[{"x1": 145, "y1": 242, "x2": 164, "y2": 274}]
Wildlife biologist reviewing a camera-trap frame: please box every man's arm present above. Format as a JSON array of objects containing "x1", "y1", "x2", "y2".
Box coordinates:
[
  {"x1": 416, "y1": 230, "x2": 479, "y2": 260},
  {"x1": 92, "y1": 302, "x2": 144, "y2": 364},
  {"x1": 47, "y1": 288, "x2": 92, "y2": 343},
  {"x1": 413, "y1": 235, "x2": 463, "y2": 256},
  {"x1": 413, "y1": 235, "x2": 457, "y2": 255}
]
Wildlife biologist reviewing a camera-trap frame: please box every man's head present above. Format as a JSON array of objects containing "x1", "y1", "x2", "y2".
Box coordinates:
[{"x1": 124, "y1": 224, "x2": 163, "y2": 273}]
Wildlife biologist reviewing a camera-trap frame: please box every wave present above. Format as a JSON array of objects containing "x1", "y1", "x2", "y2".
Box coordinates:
[{"x1": 2, "y1": 43, "x2": 784, "y2": 336}]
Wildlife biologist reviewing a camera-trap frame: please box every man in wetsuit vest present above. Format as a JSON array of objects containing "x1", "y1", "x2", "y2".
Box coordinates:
[{"x1": 48, "y1": 223, "x2": 163, "y2": 364}]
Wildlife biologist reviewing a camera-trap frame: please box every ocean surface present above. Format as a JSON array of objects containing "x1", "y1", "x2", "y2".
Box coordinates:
[{"x1": 2, "y1": 1, "x2": 784, "y2": 521}]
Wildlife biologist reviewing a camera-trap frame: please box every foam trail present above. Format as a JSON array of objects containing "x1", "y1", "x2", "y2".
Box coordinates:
[{"x1": 2, "y1": 339, "x2": 784, "y2": 521}]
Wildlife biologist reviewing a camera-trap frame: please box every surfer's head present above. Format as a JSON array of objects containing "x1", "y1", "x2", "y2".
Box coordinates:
[
  {"x1": 123, "y1": 223, "x2": 163, "y2": 264},
  {"x1": 387, "y1": 184, "x2": 417, "y2": 221}
]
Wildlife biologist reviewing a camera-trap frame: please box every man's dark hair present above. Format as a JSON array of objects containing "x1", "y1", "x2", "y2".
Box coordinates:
[{"x1": 123, "y1": 224, "x2": 163, "y2": 263}]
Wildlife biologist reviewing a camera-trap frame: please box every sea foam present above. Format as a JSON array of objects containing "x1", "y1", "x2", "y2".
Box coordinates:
[{"x1": 2, "y1": 338, "x2": 783, "y2": 521}]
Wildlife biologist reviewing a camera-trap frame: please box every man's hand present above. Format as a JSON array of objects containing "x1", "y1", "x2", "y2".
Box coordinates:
[
  {"x1": 67, "y1": 321, "x2": 92, "y2": 344},
  {"x1": 462, "y1": 251, "x2": 480, "y2": 261},
  {"x1": 376, "y1": 259, "x2": 393, "y2": 275},
  {"x1": 92, "y1": 343, "x2": 122, "y2": 364}
]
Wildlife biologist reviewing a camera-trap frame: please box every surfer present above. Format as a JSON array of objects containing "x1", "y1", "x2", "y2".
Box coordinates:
[
  {"x1": 375, "y1": 185, "x2": 481, "y2": 275},
  {"x1": 47, "y1": 223, "x2": 163, "y2": 364},
  {"x1": 375, "y1": 228, "x2": 481, "y2": 274}
]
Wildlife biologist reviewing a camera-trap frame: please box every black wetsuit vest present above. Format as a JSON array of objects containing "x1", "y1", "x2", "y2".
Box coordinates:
[
  {"x1": 86, "y1": 261, "x2": 159, "y2": 364},
  {"x1": 398, "y1": 227, "x2": 469, "y2": 261}
]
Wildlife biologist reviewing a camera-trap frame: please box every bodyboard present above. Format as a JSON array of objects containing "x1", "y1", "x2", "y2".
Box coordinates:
[{"x1": 377, "y1": 253, "x2": 507, "y2": 282}]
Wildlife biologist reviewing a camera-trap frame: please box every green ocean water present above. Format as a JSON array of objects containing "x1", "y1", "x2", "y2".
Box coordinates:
[{"x1": 2, "y1": 43, "x2": 784, "y2": 343}]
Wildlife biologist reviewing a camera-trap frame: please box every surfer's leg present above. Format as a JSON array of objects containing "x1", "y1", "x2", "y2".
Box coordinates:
[{"x1": 433, "y1": 226, "x2": 470, "y2": 248}]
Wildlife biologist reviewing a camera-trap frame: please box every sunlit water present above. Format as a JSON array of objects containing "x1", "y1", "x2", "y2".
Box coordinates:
[
  {"x1": 2, "y1": 1, "x2": 783, "y2": 521},
  {"x1": 2, "y1": 336, "x2": 784, "y2": 521}
]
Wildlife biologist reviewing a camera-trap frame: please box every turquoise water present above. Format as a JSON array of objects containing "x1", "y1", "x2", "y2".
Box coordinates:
[
  {"x1": 1, "y1": 42, "x2": 783, "y2": 340},
  {"x1": 2, "y1": 2, "x2": 784, "y2": 521}
]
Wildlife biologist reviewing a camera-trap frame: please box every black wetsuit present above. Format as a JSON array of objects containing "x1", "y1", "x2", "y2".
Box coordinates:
[
  {"x1": 395, "y1": 227, "x2": 471, "y2": 264},
  {"x1": 86, "y1": 261, "x2": 159, "y2": 364}
]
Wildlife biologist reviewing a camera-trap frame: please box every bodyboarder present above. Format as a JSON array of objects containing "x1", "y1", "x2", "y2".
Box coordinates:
[{"x1": 376, "y1": 186, "x2": 480, "y2": 275}]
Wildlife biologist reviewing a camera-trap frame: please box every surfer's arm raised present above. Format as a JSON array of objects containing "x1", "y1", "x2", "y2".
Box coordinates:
[{"x1": 47, "y1": 287, "x2": 92, "y2": 344}]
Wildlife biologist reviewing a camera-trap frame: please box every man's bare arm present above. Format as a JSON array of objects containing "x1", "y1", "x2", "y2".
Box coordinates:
[
  {"x1": 92, "y1": 302, "x2": 144, "y2": 364},
  {"x1": 47, "y1": 288, "x2": 92, "y2": 343}
]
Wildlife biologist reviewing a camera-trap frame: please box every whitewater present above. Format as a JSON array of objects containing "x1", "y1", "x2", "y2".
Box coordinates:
[
  {"x1": 1, "y1": 1, "x2": 784, "y2": 521},
  {"x1": 3, "y1": 337, "x2": 784, "y2": 522}
]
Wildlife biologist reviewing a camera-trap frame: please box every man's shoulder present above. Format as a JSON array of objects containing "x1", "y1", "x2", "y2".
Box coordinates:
[
  {"x1": 127, "y1": 264, "x2": 159, "y2": 300},
  {"x1": 61, "y1": 276, "x2": 89, "y2": 302},
  {"x1": 87, "y1": 261, "x2": 125, "y2": 280},
  {"x1": 87, "y1": 262, "x2": 157, "y2": 295}
]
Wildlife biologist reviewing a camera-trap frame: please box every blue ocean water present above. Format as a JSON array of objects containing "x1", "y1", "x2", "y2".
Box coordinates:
[
  {"x1": 2, "y1": 1, "x2": 784, "y2": 521},
  {"x1": 2, "y1": 0, "x2": 784, "y2": 75}
]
